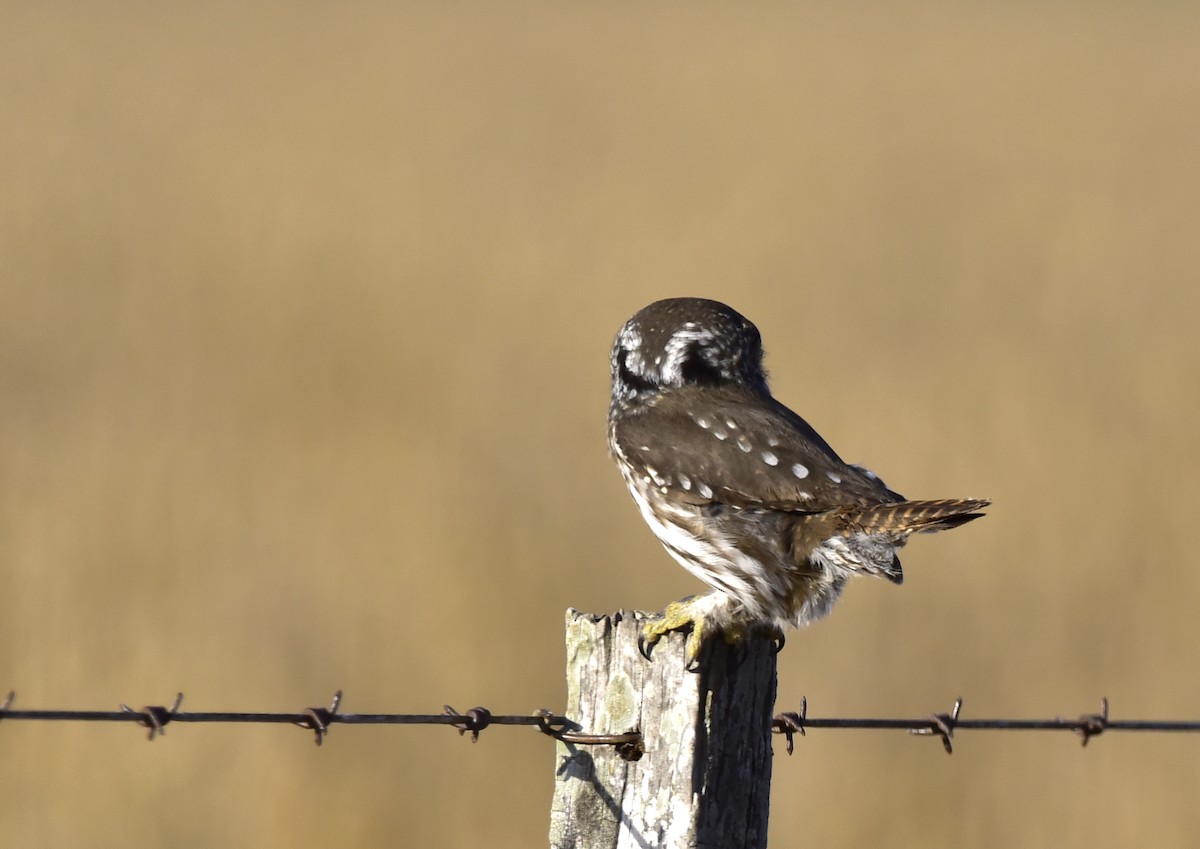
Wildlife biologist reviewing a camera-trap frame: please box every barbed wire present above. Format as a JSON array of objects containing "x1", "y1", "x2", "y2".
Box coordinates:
[
  {"x1": 2, "y1": 691, "x2": 1197, "y2": 756},
  {"x1": 768, "y1": 696, "x2": 1200, "y2": 755},
  {"x1": 0, "y1": 690, "x2": 637, "y2": 750}
]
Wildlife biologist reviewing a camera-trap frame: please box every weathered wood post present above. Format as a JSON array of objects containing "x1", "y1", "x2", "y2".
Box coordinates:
[{"x1": 549, "y1": 609, "x2": 778, "y2": 849}]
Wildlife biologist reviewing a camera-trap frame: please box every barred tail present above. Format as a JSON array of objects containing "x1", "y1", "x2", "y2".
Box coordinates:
[{"x1": 852, "y1": 498, "x2": 991, "y2": 534}]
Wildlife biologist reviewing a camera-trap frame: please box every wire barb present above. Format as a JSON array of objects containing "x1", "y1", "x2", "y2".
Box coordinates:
[
  {"x1": 533, "y1": 708, "x2": 571, "y2": 737},
  {"x1": 119, "y1": 693, "x2": 184, "y2": 741},
  {"x1": 443, "y1": 705, "x2": 492, "y2": 743},
  {"x1": 772, "y1": 697, "x2": 808, "y2": 755},
  {"x1": 1074, "y1": 697, "x2": 1109, "y2": 747},
  {"x1": 297, "y1": 690, "x2": 343, "y2": 746},
  {"x1": 0, "y1": 690, "x2": 14, "y2": 722},
  {"x1": 910, "y1": 697, "x2": 963, "y2": 754}
]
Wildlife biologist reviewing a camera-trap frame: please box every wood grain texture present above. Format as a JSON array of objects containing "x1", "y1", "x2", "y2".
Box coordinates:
[{"x1": 550, "y1": 609, "x2": 777, "y2": 849}]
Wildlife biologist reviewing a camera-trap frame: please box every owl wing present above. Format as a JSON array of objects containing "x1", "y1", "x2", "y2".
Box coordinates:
[{"x1": 611, "y1": 385, "x2": 903, "y2": 513}]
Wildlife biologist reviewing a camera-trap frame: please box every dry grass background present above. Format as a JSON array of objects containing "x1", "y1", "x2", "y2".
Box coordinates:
[{"x1": 2, "y1": 2, "x2": 1199, "y2": 847}]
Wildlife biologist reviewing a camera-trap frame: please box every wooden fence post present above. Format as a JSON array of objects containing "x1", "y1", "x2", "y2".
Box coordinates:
[{"x1": 549, "y1": 608, "x2": 777, "y2": 849}]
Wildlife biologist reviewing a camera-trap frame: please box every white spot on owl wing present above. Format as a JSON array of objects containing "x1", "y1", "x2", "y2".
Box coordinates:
[
  {"x1": 850, "y1": 463, "x2": 886, "y2": 485},
  {"x1": 736, "y1": 434, "x2": 752, "y2": 453},
  {"x1": 645, "y1": 465, "x2": 669, "y2": 487},
  {"x1": 724, "y1": 418, "x2": 738, "y2": 430},
  {"x1": 766, "y1": 436, "x2": 781, "y2": 448},
  {"x1": 697, "y1": 482, "x2": 714, "y2": 499},
  {"x1": 713, "y1": 427, "x2": 728, "y2": 440},
  {"x1": 678, "y1": 473, "x2": 692, "y2": 491},
  {"x1": 695, "y1": 415, "x2": 710, "y2": 429},
  {"x1": 792, "y1": 463, "x2": 809, "y2": 479},
  {"x1": 826, "y1": 471, "x2": 842, "y2": 484},
  {"x1": 762, "y1": 450, "x2": 779, "y2": 466}
]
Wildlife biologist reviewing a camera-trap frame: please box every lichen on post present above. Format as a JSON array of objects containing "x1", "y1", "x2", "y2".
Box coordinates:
[{"x1": 549, "y1": 608, "x2": 777, "y2": 849}]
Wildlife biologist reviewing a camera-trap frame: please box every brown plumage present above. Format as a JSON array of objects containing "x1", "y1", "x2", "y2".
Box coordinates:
[
  {"x1": 608, "y1": 297, "x2": 990, "y2": 661},
  {"x1": 849, "y1": 499, "x2": 991, "y2": 535}
]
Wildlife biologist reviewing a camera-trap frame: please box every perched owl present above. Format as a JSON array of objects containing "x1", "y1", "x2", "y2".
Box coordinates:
[{"x1": 608, "y1": 297, "x2": 988, "y2": 664}]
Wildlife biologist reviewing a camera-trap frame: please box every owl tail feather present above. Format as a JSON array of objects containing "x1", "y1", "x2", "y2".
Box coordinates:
[{"x1": 852, "y1": 498, "x2": 991, "y2": 535}]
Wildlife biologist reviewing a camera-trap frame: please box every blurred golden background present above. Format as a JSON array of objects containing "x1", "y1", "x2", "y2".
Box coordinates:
[{"x1": 3, "y1": 2, "x2": 1199, "y2": 846}]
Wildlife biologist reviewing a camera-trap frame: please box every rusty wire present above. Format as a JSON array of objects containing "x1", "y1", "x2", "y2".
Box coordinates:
[
  {"x1": 3, "y1": 690, "x2": 1198, "y2": 756},
  {"x1": 0, "y1": 689, "x2": 581, "y2": 747},
  {"x1": 770, "y1": 696, "x2": 1200, "y2": 755}
]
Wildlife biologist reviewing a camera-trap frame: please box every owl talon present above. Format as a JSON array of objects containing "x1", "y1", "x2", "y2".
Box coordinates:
[
  {"x1": 640, "y1": 600, "x2": 708, "y2": 669},
  {"x1": 771, "y1": 632, "x2": 786, "y2": 654},
  {"x1": 637, "y1": 632, "x2": 656, "y2": 661},
  {"x1": 683, "y1": 629, "x2": 705, "y2": 672}
]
